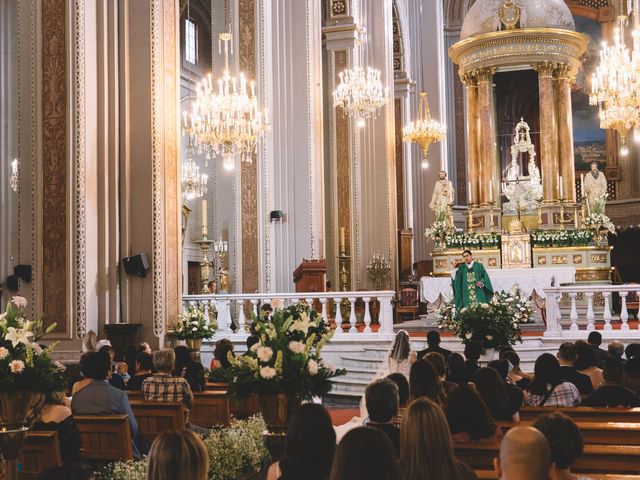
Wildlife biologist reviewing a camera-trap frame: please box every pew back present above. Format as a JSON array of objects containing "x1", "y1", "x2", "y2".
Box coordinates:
[
  {"x1": 129, "y1": 401, "x2": 185, "y2": 443},
  {"x1": 519, "y1": 406, "x2": 640, "y2": 423},
  {"x1": 17, "y1": 431, "x2": 62, "y2": 480},
  {"x1": 191, "y1": 391, "x2": 231, "y2": 428},
  {"x1": 499, "y1": 421, "x2": 640, "y2": 446},
  {"x1": 74, "y1": 415, "x2": 133, "y2": 461}
]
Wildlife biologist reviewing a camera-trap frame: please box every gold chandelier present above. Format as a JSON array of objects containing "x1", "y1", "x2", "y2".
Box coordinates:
[
  {"x1": 333, "y1": 27, "x2": 388, "y2": 128},
  {"x1": 402, "y1": 92, "x2": 446, "y2": 168},
  {"x1": 184, "y1": 32, "x2": 269, "y2": 170},
  {"x1": 589, "y1": 7, "x2": 640, "y2": 156}
]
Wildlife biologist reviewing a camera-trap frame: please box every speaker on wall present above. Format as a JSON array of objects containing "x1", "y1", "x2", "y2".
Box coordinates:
[
  {"x1": 14, "y1": 265, "x2": 32, "y2": 283},
  {"x1": 122, "y1": 253, "x2": 149, "y2": 278},
  {"x1": 6, "y1": 275, "x2": 18, "y2": 291},
  {"x1": 270, "y1": 210, "x2": 283, "y2": 222}
]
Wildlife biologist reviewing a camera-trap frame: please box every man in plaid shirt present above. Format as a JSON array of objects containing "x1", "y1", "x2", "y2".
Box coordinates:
[{"x1": 142, "y1": 349, "x2": 194, "y2": 425}]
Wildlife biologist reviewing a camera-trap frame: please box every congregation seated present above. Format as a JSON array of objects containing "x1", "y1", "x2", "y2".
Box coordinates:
[
  {"x1": 475, "y1": 367, "x2": 519, "y2": 422},
  {"x1": 533, "y1": 412, "x2": 591, "y2": 480},
  {"x1": 624, "y1": 356, "x2": 640, "y2": 394},
  {"x1": 267, "y1": 403, "x2": 335, "y2": 480},
  {"x1": 400, "y1": 398, "x2": 477, "y2": 480},
  {"x1": 364, "y1": 378, "x2": 400, "y2": 457},
  {"x1": 209, "y1": 338, "x2": 234, "y2": 381},
  {"x1": 424, "y1": 351, "x2": 457, "y2": 396},
  {"x1": 587, "y1": 331, "x2": 608, "y2": 365},
  {"x1": 71, "y1": 353, "x2": 94, "y2": 395},
  {"x1": 557, "y1": 342, "x2": 594, "y2": 396},
  {"x1": 524, "y1": 353, "x2": 580, "y2": 407},
  {"x1": 386, "y1": 330, "x2": 417, "y2": 380},
  {"x1": 70, "y1": 351, "x2": 139, "y2": 455},
  {"x1": 575, "y1": 341, "x2": 604, "y2": 389},
  {"x1": 445, "y1": 384, "x2": 503, "y2": 444},
  {"x1": 174, "y1": 345, "x2": 205, "y2": 392},
  {"x1": 124, "y1": 343, "x2": 140, "y2": 375},
  {"x1": 127, "y1": 351, "x2": 154, "y2": 390},
  {"x1": 499, "y1": 350, "x2": 531, "y2": 390},
  {"x1": 606, "y1": 341, "x2": 625, "y2": 365},
  {"x1": 32, "y1": 391, "x2": 81, "y2": 463},
  {"x1": 139, "y1": 341, "x2": 152, "y2": 354},
  {"x1": 446, "y1": 352, "x2": 468, "y2": 384},
  {"x1": 486, "y1": 360, "x2": 524, "y2": 418},
  {"x1": 582, "y1": 358, "x2": 640, "y2": 408},
  {"x1": 386, "y1": 373, "x2": 410, "y2": 429},
  {"x1": 494, "y1": 426, "x2": 552, "y2": 480},
  {"x1": 462, "y1": 341, "x2": 482, "y2": 383},
  {"x1": 115, "y1": 362, "x2": 130, "y2": 385},
  {"x1": 417, "y1": 330, "x2": 451, "y2": 359},
  {"x1": 409, "y1": 359, "x2": 445, "y2": 406},
  {"x1": 329, "y1": 427, "x2": 401, "y2": 480},
  {"x1": 146, "y1": 429, "x2": 208, "y2": 480}
]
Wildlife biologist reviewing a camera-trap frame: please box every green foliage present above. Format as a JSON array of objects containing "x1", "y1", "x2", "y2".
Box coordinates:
[
  {"x1": 174, "y1": 305, "x2": 216, "y2": 340},
  {"x1": 224, "y1": 304, "x2": 345, "y2": 402},
  {"x1": 0, "y1": 297, "x2": 65, "y2": 393}
]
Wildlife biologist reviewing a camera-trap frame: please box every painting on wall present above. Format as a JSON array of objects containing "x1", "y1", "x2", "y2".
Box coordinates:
[{"x1": 571, "y1": 16, "x2": 607, "y2": 171}]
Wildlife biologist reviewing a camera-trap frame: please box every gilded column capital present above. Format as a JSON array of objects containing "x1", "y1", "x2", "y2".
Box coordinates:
[
  {"x1": 533, "y1": 61, "x2": 559, "y2": 78},
  {"x1": 553, "y1": 63, "x2": 571, "y2": 80},
  {"x1": 474, "y1": 67, "x2": 496, "y2": 84},
  {"x1": 461, "y1": 71, "x2": 478, "y2": 86}
]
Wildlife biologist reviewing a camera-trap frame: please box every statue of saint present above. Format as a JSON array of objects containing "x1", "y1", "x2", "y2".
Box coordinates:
[
  {"x1": 429, "y1": 171, "x2": 455, "y2": 212},
  {"x1": 583, "y1": 162, "x2": 608, "y2": 213}
]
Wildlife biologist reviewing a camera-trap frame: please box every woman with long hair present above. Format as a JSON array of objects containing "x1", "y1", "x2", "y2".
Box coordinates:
[
  {"x1": 574, "y1": 341, "x2": 604, "y2": 389},
  {"x1": 32, "y1": 391, "x2": 81, "y2": 463},
  {"x1": 474, "y1": 367, "x2": 517, "y2": 422},
  {"x1": 146, "y1": 429, "x2": 208, "y2": 480},
  {"x1": 445, "y1": 384, "x2": 502, "y2": 443},
  {"x1": 329, "y1": 427, "x2": 401, "y2": 480},
  {"x1": 267, "y1": 403, "x2": 336, "y2": 480},
  {"x1": 524, "y1": 353, "x2": 580, "y2": 407},
  {"x1": 446, "y1": 352, "x2": 467, "y2": 384},
  {"x1": 400, "y1": 398, "x2": 477, "y2": 480},
  {"x1": 409, "y1": 359, "x2": 446, "y2": 406},
  {"x1": 174, "y1": 345, "x2": 205, "y2": 392},
  {"x1": 387, "y1": 330, "x2": 416, "y2": 379}
]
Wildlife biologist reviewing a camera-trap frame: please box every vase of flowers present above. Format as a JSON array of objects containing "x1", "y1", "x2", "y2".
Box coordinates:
[
  {"x1": 174, "y1": 305, "x2": 215, "y2": 352},
  {"x1": 225, "y1": 303, "x2": 345, "y2": 459},
  {"x1": 0, "y1": 296, "x2": 65, "y2": 479}
]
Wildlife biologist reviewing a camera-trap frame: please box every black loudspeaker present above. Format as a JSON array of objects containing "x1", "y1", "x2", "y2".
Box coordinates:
[
  {"x1": 270, "y1": 210, "x2": 283, "y2": 222},
  {"x1": 14, "y1": 265, "x2": 32, "y2": 283},
  {"x1": 122, "y1": 253, "x2": 149, "y2": 278},
  {"x1": 6, "y1": 275, "x2": 18, "y2": 291}
]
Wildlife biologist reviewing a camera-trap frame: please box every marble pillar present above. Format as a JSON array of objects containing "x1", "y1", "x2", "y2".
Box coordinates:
[
  {"x1": 535, "y1": 62, "x2": 559, "y2": 202},
  {"x1": 476, "y1": 67, "x2": 496, "y2": 205},
  {"x1": 463, "y1": 72, "x2": 479, "y2": 204},
  {"x1": 555, "y1": 64, "x2": 576, "y2": 202}
]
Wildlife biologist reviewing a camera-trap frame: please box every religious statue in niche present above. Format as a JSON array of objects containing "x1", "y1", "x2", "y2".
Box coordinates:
[
  {"x1": 501, "y1": 118, "x2": 543, "y2": 215},
  {"x1": 583, "y1": 161, "x2": 608, "y2": 214}
]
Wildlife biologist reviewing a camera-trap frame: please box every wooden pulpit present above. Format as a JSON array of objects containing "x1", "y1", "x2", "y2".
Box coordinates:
[{"x1": 293, "y1": 259, "x2": 327, "y2": 293}]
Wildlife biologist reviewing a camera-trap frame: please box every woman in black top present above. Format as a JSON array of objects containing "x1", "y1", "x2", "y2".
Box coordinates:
[{"x1": 32, "y1": 391, "x2": 81, "y2": 462}]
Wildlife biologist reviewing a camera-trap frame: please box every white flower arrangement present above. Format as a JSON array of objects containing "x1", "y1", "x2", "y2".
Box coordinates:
[
  {"x1": 584, "y1": 212, "x2": 617, "y2": 236},
  {"x1": 174, "y1": 305, "x2": 216, "y2": 340}
]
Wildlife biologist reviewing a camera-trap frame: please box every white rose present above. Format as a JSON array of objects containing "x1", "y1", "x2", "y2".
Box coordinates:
[
  {"x1": 288, "y1": 341, "x2": 305, "y2": 354},
  {"x1": 257, "y1": 346, "x2": 273, "y2": 362},
  {"x1": 9, "y1": 360, "x2": 25, "y2": 374},
  {"x1": 260, "y1": 366, "x2": 276, "y2": 379},
  {"x1": 307, "y1": 359, "x2": 319, "y2": 375},
  {"x1": 481, "y1": 303, "x2": 490, "y2": 309},
  {"x1": 11, "y1": 296, "x2": 27, "y2": 309},
  {"x1": 192, "y1": 327, "x2": 198, "y2": 332},
  {"x1": 0, "y1": 347, "x2": 8, "y2": 360}
]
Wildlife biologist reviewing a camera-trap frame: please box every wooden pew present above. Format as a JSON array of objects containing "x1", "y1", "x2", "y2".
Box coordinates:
[
  {"x1": 455, "y1": 443, "x2": 640, "y2": 474},
  {"x1": 126, "y1": 390, "x2": 144, "y2": 402},
  {"x1": 74, "y1": 415, "x2": 133, "y2": 461},
  {"x1": 476, "y1": 471, "x2": 640, "y2": 480},
  {"x1": 129, "y1": 401, "x2": 185, "y2": 443},
  {"x1": 204, "y1": 382, "x2": 261, "y2": 420},
  {"x1": 519, "y1": 406, "x2": 640, "y2": 423},
  {"x1": 499, "y1": 421, "x2": 640, "y2": 447},
  {"x1": 17, "y1": 431, "x2": 62, "y2": 480},
  {"x1": 190, "y1": 391, "x2": 231, "y2": 428}
]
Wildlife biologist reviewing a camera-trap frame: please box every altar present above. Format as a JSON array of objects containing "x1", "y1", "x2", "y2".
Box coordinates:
[{"x1": 420, "y1": 266, "x2": 576, "y2": 304}]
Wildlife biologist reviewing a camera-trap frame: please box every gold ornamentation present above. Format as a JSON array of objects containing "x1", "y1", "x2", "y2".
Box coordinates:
[
  {"x1": 498, "y1": 0, "x2": 520, "y2": 30},
  {"x1": 591, "y1": 254, "x2": 607, "y2": 264},
  {"x1": 538, "y1": 256, "x2": 547, "y2": 265},
  {"x1": 552, "y1": 255, "x2": 568, "y2": 265},
  {"x1": 435, "y1": 260, "x2": 447, "y2": 269},
  {"x1": 488, "y1": 258, "x2": 497, "y2": 267},
  {"x1": 572, "y1": 254, "x2": 583, "y2": 264}
]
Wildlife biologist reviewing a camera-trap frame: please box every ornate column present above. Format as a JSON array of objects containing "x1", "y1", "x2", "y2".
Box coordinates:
[
  {"x1": 476, "y1": 67, "x2": 496, "y2": 205},
  {"x1": 463, "y1": 72, "x2": 479, "y2": 204},
  {"x1": 535, "y1": 61, "x2": 559, "y2": 202},
  {"x1": 555, "y1": 63, "x2": 576, "y2": 202}
]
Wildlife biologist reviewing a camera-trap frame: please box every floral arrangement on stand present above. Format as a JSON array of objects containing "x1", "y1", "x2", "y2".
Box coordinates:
[
  {"x1": 0, "y1": 297, "x2": 65, "y2": 394},
  {"x1": 174, "y1": 305, "x2": 216, "y2": 340},
  {"x1": 97, "y1": 415, "x2": 271, "y2": 480},
  {"x1": 443, "y1": 231, "x2": 501, "y2": 250},
  {"x1": 584, "y1": 213, "x2": 617, "y2": 236},
  {"x1": 530, "y1": 229, "x2": 593, "y2": 247},
  {"x1": 225, "y1": 303, "x2": 345, "y2": 402},
  {"x1": 435, "y1": 287, "x2": 534, "y2": 353}
]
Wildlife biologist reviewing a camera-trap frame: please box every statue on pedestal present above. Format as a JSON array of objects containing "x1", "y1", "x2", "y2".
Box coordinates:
[
  {"x1": 429, "y1": 170, "x2": 455, "y2": 213},
  {"x1": 583, "y1": 162, "x2": 608, "y2": 214}
]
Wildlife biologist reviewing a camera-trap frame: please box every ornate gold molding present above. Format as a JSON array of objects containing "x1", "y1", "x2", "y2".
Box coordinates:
[{"x1": 474, "y1": 66, "x2": 496, "y2": 83}]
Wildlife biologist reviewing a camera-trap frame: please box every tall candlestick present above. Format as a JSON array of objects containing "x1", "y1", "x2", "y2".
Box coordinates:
[
  {"x1": 558, "y1": 175, "x2": 563, "y2": 199},
  {"x1": 339, "y1": 227, "x2": 346, "y2": 252},
  {"x1": 489, "y1": 181, "x2": 493, "y2": 202},
  {"x1": 467, "y1": 181, "x2": 472, "y2": 203},
  {"x1": 201, "y1": 199, "x2": 208, "y2": 228}
]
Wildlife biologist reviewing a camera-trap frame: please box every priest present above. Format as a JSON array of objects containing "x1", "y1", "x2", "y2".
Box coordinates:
[{"x1": 452, "y1": 250, "x2": 494, "y2": 309}]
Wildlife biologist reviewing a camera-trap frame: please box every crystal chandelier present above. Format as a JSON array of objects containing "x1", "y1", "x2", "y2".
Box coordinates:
[
  {"x1": 181, "y1": 144, "x2": 208, "y2": 201},
  {"x1": 333, "y1": 27, "x2": 388, "y2": 128},
  {"x1": 589, "y1": 5, "x2": 640, "y2": 156},
  {"x1": 184, "y1": 32, "x2": 269, "y2": 169},
  {"x1": 402, "y1": 92, "x2": 446, "y2": 168}
]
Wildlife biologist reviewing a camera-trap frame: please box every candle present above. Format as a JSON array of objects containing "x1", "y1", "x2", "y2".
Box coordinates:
[
  {"x1": 339, "y1": 227, "x2": 346, "y2": 252},
  {"x1": 559, "y1": 175, "x2": 563, "y2": 199},
  {"x1": 467, "y1": 181, "x2": 472, "y2": 202},
  {"x1": 581, "y1": 173, "x2": 585, "y2": 198},
  {"x1": 201, "y1": 199, "x2": 208, "y2": 227},
  {"x1": 489, "y1": 181, "x2": 493, "y2": 202}
]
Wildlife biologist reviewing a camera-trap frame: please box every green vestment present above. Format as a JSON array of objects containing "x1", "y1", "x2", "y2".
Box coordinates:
[{"x1": 453, "y1": 261, "x2": 494, "y2": 309}]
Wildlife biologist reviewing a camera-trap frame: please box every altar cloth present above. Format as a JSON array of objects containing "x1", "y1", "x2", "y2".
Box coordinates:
[{"x1": 420, "y1": 267, "x2": 576, "y2": 303}]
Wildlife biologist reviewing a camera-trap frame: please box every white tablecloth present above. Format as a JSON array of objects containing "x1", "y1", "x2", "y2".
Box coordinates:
[{"x1": 420, "y1": 267, "x2": 576, "y2": 303}]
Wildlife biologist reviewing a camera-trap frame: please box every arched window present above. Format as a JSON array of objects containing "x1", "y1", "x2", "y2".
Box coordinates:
[{"x1": 185, "y1": 17, "x2": 198, "y2": 65}]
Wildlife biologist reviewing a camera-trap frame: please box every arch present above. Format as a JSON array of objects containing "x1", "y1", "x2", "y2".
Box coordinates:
[
  {"x1": 392, "y1": 0, "x2": 411, "y2": 76},
  {"x1": 444, "y1": 0, "x2": 475, "y2": 30}
]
